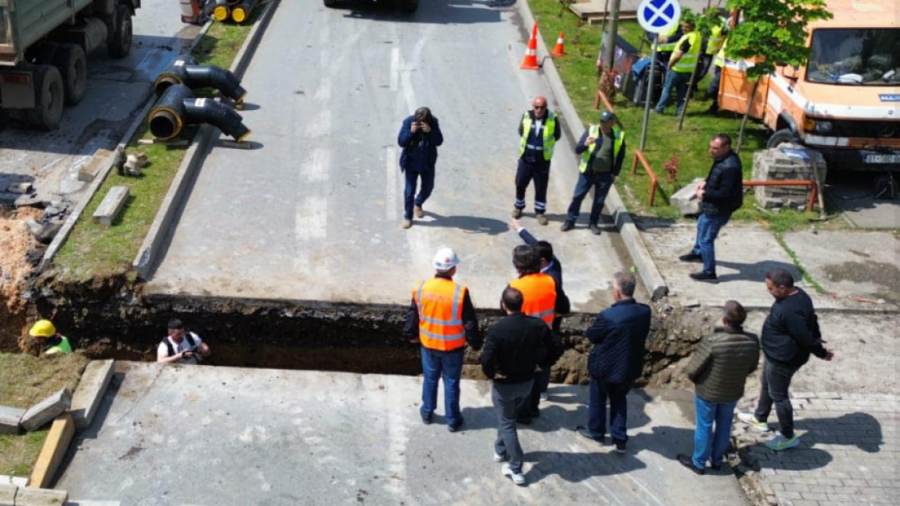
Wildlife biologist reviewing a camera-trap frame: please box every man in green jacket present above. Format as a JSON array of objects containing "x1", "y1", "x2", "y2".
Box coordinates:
[
  {"x1": 29, "y1": 320, "x2": 73, "y2": 356},
  {"x1": 677, "y1": 301, "x2": 759, "y2": 474}
]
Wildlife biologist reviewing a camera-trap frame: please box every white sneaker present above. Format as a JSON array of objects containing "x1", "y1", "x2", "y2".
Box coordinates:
[
  {"x1": 493, "y1": 452, "x2": 507, "y2": 462},
  {"x1": 737, "y1": 412, "x2": 770, "y2": 432},
  {"x1": 502, "y1": 463, "x2": 526, "y2": 486},
  {"x1": 539, "y1": 393, "x2": 548, "y2": 402}
]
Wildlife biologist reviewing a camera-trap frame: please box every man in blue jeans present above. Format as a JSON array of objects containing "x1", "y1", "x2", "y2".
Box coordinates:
[
  {"x1": 677, "y1": 301, "x2": 759, "y2": 475},
  {"x1": 679, "y1": 133, "x2": 743, "y2": 282},
  {"x1": 398, "y1": 107, "x2": 443, "y2": 229},
  {"x1": 560, "y1": 110, "x2": 625, "y2": 235},
  {"x1": 655, "y1": 18, "x2": 700, "y2": 117}
]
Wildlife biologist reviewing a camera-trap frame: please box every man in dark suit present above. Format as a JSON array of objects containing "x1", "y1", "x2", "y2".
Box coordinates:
[{"x1": 576, "y1": 271, "x2": 652, "y2": 453}]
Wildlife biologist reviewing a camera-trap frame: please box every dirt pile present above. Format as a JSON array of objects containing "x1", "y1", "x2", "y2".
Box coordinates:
[{"x1": 0, "y1": 207, "x2": 43, "y2": 351}]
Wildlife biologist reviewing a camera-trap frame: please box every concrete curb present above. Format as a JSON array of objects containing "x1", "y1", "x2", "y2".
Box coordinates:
[
  {"x1": 133, "y1": 0, "x2": 282, "y2": 278},
  {"x1": 28, "y1": 413, "x2": 74, "y2": 490},
  {"x1": 69, "y1": 360, "x2": 115, "y2": 430},
  {"x1": 39, "y1": 20, "x2": 216, "y2": 272},
  {"x1": 15, "y1": 486, "x2": 67, "y2": 506},
  {"x1": 516, "y1": 1, "x2": 669, "y2": 301}
]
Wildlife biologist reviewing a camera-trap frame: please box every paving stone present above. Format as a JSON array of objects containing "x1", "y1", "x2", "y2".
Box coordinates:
[
  {"x1": 0, "y1": 406, "x2": 25, "y2": 434},
  {"x1": 70, "y1": 360, "x2": 115, "y2": 430},
  {"x1": 20, "y1": 389, "x2": 72, "y2": 432},
  {"x1": 14, "y1": 487, "x2": 67, "y2": 506}
]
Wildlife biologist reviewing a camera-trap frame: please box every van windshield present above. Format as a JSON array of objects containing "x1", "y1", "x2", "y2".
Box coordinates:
[{"x1": 807, "y1": 28, "x2": 900, "y2": 85}]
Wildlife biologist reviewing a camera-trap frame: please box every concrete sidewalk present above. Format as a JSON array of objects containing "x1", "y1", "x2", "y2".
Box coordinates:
[{"x1": 57, "y1": 363, "x2": 749, "y2": 505}]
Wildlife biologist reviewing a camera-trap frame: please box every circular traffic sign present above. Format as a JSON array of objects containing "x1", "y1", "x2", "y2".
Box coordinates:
[{"x1": 637, "y1": 0, "x2": 681, "y2": 34}]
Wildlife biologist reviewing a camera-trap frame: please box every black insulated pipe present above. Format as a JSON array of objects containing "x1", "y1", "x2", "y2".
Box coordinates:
[
  {"x1": 231, "y1": 0, "x2": 259, "y2": 24},
  {"x1": 149, "y1": 84, "x2": 251, "y2": 142},
  {"x1": 184, "y1": 98, "x2": 251, "y2": 142},
  {"x1": 149, "y1": 84, "x2": 193, "y2": 140},
  {"x1": 154, "y1": 56, "x2": 248, "y2": 104}
]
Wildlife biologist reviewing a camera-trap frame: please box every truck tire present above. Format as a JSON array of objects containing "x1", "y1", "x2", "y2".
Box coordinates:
[
  {"x1": 767, "y1": 128, "x2": 796, "y2": 149},
  {"x1": 398, "y1": 0, "x2": 418, "y2": 12},
  {"x1": 54, "y1": 44, "x2": 88, "y2": 105},
  {"x1": 107, "y1": 5, "x2": 133, "y2": 59},
  {"x1": 324, "y1": 0, "x2": 337, "y2": 7},
  {"x1": 25, "y1": 65, "x2": 65, "y2": 131}
]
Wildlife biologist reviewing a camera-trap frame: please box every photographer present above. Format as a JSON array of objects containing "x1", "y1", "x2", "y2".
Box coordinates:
[
  {"x1": 157, "y1": 319, "x2": 211, "y2": 365},
  {"x1": 397, "y1": 107, "x2": 443, "y2": 229}
]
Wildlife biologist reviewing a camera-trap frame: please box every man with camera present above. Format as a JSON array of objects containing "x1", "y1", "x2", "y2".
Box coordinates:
[
  {"x1": 157, "y1": 319, "x2": 211, "y2": 365},
  {"x1": 397, "y1": 107, "x2": 444, "y2": 229}
]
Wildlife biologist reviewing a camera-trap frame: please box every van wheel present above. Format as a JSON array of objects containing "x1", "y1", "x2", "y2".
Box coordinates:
[
  {"x1": 26, "y1": 65, "x2": 65, "y2": 130},
  {"x1": 107, "y1": 5, "x2": 133, "y2": 59},
  {"x1": 54, "y1": 44, "x2": 88, "y2": 105},
  {"x1": 767, "y1": 128, "x2": 796, "y2": 149}
]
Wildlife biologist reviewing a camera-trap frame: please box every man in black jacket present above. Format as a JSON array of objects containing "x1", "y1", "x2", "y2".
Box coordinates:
[
  {"x1": 576, "y1": 272, "x2": 652, "y2": 453},
  {"x1": 739, "y1": 269, "x2": 834, "y2": 452},
  {"x1": 679, "y1": 133, "x2": 743, "y2": 282},
  {"x1": 481, "y1": 287, "x2": 553, "y2": 486}
]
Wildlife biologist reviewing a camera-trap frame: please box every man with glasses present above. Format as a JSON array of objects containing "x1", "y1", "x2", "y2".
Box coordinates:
[{"x1": 514, "y1": 96, "x2": 563, "y2": 226}]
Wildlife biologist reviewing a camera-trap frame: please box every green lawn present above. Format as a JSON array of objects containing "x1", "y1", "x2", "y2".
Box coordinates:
[{"x1": 52, "y1": 15, "x2": 261, "y2": 281}]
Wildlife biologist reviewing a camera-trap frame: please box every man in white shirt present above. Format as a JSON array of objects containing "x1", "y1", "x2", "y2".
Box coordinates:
[{"x1": 157, "y1": 319, "x2": 211, "y2": 364}]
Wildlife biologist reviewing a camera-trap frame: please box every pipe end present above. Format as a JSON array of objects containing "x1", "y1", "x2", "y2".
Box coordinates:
[{"x1": 213, "y1": 6, "x2": 230, "y2": 21}]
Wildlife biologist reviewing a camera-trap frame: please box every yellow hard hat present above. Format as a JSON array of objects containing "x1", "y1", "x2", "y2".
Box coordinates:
[{"x1": 29, "y1": 319, "x2": 56, "y2": 338}]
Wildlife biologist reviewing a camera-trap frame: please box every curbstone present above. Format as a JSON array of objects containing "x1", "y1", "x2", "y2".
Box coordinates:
[
  {"x1": 92, "y1": 186, "x2": 130, "y2": 226},
  {"x1": 70, "y1": 360, "x2": 115, "y2": 430},
  {"x1": 0, "y1": 484, "x2": 15, "y2": 506},
  {"x1": 0, "y1": 476, "x2": 28, "y2": 487},
  {"x1": 0, "y1": 406, "x2": 25, "y2": 434},
  {"x1": 29, "y1": 413, "x2": 75, "y2": 490},
  {"x1": 20, "y1": 390, "x2": 71, "y2": 433},
  {"x1": 14, "y1": 487, "x2": 67, "y2": 506},
  {"x1": 670, "y1": 178, "x2": 704, "y2": 216}
]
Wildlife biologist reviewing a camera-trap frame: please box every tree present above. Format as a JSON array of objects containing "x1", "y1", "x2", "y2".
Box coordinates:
[{"x1": 724, "y1": 0, "x2": 832, "y2": 152}]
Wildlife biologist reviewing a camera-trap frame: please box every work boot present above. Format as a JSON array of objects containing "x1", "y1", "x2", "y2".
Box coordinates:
[
  {"x1": 414, "y1": 205, "x2": 424, "y2": 219},
  {"x1": 401, "y1": 220, "x2": 412, "y2": 229},
  {"x1": 560, "y1": 220, "x2": 574, "y2": 232},
  {"x1": 589, "y1": 223, "x2": 602, "y2": 235},
  {"x1": 536, "y1": 213, "x2": 548, "y2": 226},
  {"x1": 679, "y1": 252, "x2": 703, "y2": 263},
  {"x1": 511, "y1": 207, "x2": 523, "y2": 219}
]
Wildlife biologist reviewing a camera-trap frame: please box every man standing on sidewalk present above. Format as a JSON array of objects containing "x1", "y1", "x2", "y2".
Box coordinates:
[
  {"x1": 404, "y1": 247, "x2": 482, "y2": 432},
  {"x1": 481, "y1": 287, "x2": 553, "y2": 486},
  {"x1": 677, "y1": 301, "x2": 759, "y2": 475},
  {"x1": 513, "y1": 96, "x2": 562, "y2": 225},
  {"x1": 576, "y1": 271, "x2": 651, "y2": 453},
  {"x1": 739, "y1": 269, "x2": 835, "y2": 451},
  {"x1": 398, "y1": 107, "x2": 443, "y2": 229},
  {"x1": 679, "y1": 133, "x2": 743, "y2": 282},
  {"x1": 560, "y1": 110, "x2": 625, "y2": 235}
]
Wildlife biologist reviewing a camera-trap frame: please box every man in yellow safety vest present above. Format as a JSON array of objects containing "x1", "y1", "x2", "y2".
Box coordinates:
[
  {"x1": 655, "y1": 18, "x2": 701, "y2": 116},
  {"x1": 513, "y1": 96, "x2": 563, "y2": 226}
]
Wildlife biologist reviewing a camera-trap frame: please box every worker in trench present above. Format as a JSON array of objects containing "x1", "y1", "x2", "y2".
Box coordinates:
[{"x1": 28, "y1": 319, "x2": 72, "y2": 356}]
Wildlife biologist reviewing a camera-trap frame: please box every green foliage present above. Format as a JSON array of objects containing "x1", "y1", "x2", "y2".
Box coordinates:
[{"x1": 725, "y1": 0, "x2": 833, "y2": 80}]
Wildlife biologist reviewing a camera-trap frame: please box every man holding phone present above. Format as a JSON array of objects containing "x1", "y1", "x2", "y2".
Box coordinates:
[
  {"x1": 397, "y1": 107, "x2": 444, "y2": 229},
  {"x1": 157, "y1": 319, "x2": 211, "y2": 364}
]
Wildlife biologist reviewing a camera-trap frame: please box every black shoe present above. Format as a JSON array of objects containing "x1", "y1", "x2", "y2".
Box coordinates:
[
  {"x1": 589, "y1": 224, "x2": 602, "y2": 235},
  {"x1": 560, "y1": 220, "x2": 575, "y2": 232},
  {"x1": 575, "y1": 426, "x2": 604, "y2": 444},
  {"x1": 678, "y1": 252, "x2": 702, "y2": 263},
  {"x1": 516, "y1": 416, "x2": 533, "y2": 425},
  {"x1": 677, "y1": 454, "x2": 706, "y2": 475},
  {"x1": 420, "y1": 411, "x2": 432, "y2": 425},
  {"x1": 710, "y1": 463, "x2": 723, "y2": 472},
  {"x1": 706, "y1": 104, "x2": 719, "y2": 114},
  {"x1": 613, "y1": 439, "x2": 627, "y2": 454},
  {"x1": 447, "y1": 417, "x2": 464, "y2": 432},
  {"x1": 689, "y1": 272, "x2": 719, "y2": 283}
]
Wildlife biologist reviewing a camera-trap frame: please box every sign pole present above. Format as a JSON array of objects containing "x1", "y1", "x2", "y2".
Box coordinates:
[{"x1": 640, "y1": 39, "x2": 658, "y2": 152}]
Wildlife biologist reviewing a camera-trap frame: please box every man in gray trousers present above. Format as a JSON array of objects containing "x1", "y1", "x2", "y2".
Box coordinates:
[{"x1": 481, "y1": 287, "x2": 553, "y2": 486}]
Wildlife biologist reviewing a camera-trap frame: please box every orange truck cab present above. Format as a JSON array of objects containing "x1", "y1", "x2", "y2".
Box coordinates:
[{"x1": 718, "y1": 0, "x2": 900, "y2": 172}]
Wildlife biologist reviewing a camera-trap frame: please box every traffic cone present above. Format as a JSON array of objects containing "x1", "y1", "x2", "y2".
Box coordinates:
[
  {"x1": 520, "y1": 23, "x2": 540, "y2": 70},
  {"x1": 551, "y1": 32, "x2": 567, "y2": 57}
]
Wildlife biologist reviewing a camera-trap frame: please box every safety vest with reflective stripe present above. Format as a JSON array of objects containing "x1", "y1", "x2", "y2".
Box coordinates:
[
  {"x1": 657, "y1": 24, "x2": 680, "y2": 53},
  {"x1": 673, "y1": 31, "x2": 702, "y2": 73},
  {"x1": 413, "y1": 278, "x2": 468, "y2": 351},
  {"x1": 44, "y1": 335, "x2": 72, "y2": 355},
  {"x1": 579, "y1": 126, "x2": 625, "y2": 174},
  {"x1": 510, "y1": 273, "x2": 557, "y2": 328},
  {"x1": 714, "y1": 38, "x2": 729, "y2": 68},
  {"x1": 519, "y1": 112, "x2": 558, "y2": 161},
  {"x1": 705, "y1": 17, "x2": 726, "y2": 55}
]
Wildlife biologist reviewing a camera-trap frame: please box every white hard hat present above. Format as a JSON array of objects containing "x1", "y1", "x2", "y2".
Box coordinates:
[{"x1": 433, "y1": 247, "x2": 460, "y2": 271}]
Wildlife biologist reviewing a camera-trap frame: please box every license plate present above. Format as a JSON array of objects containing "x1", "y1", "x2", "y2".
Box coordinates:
[{"x1": 864, "y1": 154, "x2": 900, "y2": 164}]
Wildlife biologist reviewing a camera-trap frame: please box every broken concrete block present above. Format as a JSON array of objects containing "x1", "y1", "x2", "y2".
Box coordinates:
[
  {"x1": 0, "y1": 484, "x2": 16, "y2": 506},
  {"x1": 6, "y1": 182, "x2": 32, "y2": 194},
  {"x1": 671, "y1": 178, "x2": 704, "y2": 216},
  {"x1": 92, "y1": 186, "x2": 129, "y2": 226},
  {"x1": 70, "y1": 360, "x2": 115, "y2": 430},
  {"x1": 20, "y1": 389, "x2": 71, "y2": 432},
  {"x1": 14, "y1": 487, "x2": 67, "y2": 506},
  {"x1": 78, "y1": 148, "x2": 114, "y2": 182},
  {"x1": 0, "y1": 406, "x2": 25, "y2": 434}
]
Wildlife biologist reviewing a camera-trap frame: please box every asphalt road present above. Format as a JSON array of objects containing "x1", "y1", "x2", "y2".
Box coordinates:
[
  {"x1": 0, "y1": 0, "x2": 199, "y2": 205},
  {"x1": 146, "y1": 0, "x2": 635, "y2": 312}
]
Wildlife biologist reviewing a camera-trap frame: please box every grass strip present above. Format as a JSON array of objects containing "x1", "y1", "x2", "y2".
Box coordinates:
[{"x1": 774, "y1": 233, "x2": 827, "y2": 295}]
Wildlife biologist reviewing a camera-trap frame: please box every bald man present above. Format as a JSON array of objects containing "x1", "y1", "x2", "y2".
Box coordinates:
[{"x1": 514, "y1": 96, "x2": 563, "y2": 226}]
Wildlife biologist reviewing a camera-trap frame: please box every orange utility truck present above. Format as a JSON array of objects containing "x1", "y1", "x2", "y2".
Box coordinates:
[{"x1": 718, "y1": 0, "x2": 899, "y2": 172}]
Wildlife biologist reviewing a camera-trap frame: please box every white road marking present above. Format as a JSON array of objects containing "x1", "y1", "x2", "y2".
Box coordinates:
[
  {"x1": 296, "y1": 195, "x2": 328, "y2": 241},
  {"x1": 314, "y1": 76, "x2": 332, "y2": 102},
  {"x1": 67, "y1": 502, "x2": 121, "y2": 506},
  {"x1": 385, "y1": 146, "x2": 398, "y2": 220},
  {"x1": 301, "y1": 147, "x2": 330, "y2": 183},
  {"x1": 390, "y1": 47, "x2": 400, "y2": 92},
  {"x1": 305, "y1": 108, "x2": 332, "y2": 139}
]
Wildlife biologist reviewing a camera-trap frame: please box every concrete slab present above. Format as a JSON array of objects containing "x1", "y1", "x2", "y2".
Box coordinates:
[
  {"x1": 70, "y1": 360, "x2": 116, "y2": 430},
  {"x1": 0, "y1": 484, "x2": 15, "y2": 506},
  {"x1": 57, "y1": 362, "x2": 749, "y2": 505},
  {"x1": 0, "y1": 405, "x2": 25, "y2": 434},
  {"x1": 828, "y1": 185, "x2": 900, "y2": 229},
  {"x1": 0, "y1": 475, "x2": 28, "y2": 487},
  {"x1": 14, "y1": 487, "x2": 67, "y2": 506},
  {"x1": 20, "y1": 389, "x2": 72, "y2": 433},
  {"x1": 145, "y1": 0, "x2": 633, "y2": 313},
  {"x1": 783, "y1": 231, "x2": 900, "y2": 306}
]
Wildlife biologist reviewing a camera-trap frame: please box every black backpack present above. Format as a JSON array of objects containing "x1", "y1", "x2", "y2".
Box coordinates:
[{"x1": 163, "y1": 333, "x2": 197, "y2": 357}]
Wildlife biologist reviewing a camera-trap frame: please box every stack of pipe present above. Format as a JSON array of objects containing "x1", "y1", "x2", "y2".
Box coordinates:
[
  {"x1": 149, "y1": 84, "x2": 250, "y2": 142},
  {"x1": 154, "y1": 55, "x2": 247, "y2": 106},
  {"x1": 213, "y1": 0, "x2": 259, "y2": 24}
]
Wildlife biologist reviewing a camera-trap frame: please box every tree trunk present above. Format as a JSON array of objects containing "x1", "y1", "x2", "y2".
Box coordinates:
[{"x1": 736, "y1": 79, "x2": 761, "y2": 154}]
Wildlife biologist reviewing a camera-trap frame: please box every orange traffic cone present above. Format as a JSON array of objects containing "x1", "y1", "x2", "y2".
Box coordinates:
[
  {"x1": 520, "y1": 23, "x2": 540, "y2": 70},
  {"x1": 551, "y1": 32, "x2": 567, "y2": 57}
]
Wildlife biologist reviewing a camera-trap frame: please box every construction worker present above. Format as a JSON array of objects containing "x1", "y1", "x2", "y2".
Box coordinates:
[
  {"x1": 157, "y1": 319, "x2": 211, "y2": 364},
  {"x1": 404, "y1": 247, "x2": 482, "y2": 432},
  {"x1": 655, "y1": 18, "x2": 701, "y2": 117},
  {"x1": 654, "y1": 22, "x2": 682, "y2": 66},
  {"x1": 560, "y1": 110, "x2": 626, "y2": 235},
  {"x1": 29, "y1": 320, "x2": 72, "y2": 356},
  {"x1": 513, "y1": 96, "x2": 562, "y2": 226},
  {"x1": 699, "y1": 11, "x2": 728, "y2": 89},
  {"x1": 706, "y1": 36, "x2": 730, "y2": 114}
]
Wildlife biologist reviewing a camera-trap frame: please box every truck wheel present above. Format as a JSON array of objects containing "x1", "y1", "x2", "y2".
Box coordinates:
[
  {"x1": 398, "y1": 0, "x2": 418, "y2": 12},
  {"x1": 107, "y1": 5, "x2": 133, "y2": 59},
  {"x1": 26, "y1": 65, "x2": 65, "y2": 131},
  {"x1": 767, "y1": 128, "x2": 796, "y2": 149},
  {"x1": 324, "y1": 0, "x2": 337, "y2": 7},
  {"x1": 54, "y1": 44, "x2": 88, "y2": 105}
]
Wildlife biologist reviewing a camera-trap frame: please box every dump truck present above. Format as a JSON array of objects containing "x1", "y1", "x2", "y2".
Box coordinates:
[
  {"x1": 719, "y1": 0, "x2": 899, "y2": 174},
  {"x1": 0, "y1": 0, "x2": 141, "y2": 130}
]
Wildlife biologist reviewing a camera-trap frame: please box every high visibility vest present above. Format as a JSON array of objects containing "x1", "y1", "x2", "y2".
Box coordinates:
[
  {"x1": 714, "y1": 38, "x2": 729, "y2": 68},
  {"x1": 657, "y1": 24, "x2": 680, "y2": 53},
  {"x1": 44, "y1": 335, "x2": 72, "y2": 355},
  {"x1": 579, "y1": 126, "x2": 625, "y2": 174},
  {"x1": 413, "y1": 278, "x2": 468, "y2": 351},
  {"x1": 705, "y1": 17, "x2": 726, "y2": 55},
  {"x1": 519, "y1": 112, "x2": 557, "y2": 161},
  {"x1": 510, "y1": 273, "x2": 556, "y2": 328},
  {"x1": 673, "y1": 31, "x2": 702, "y2": 73}
]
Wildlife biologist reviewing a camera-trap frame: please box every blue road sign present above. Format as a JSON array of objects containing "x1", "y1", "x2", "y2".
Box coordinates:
[{"x1": 637, "y1": 0, "x2": 681, "y2": 34}]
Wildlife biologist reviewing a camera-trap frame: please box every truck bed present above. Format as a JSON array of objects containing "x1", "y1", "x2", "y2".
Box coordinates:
[{"x1": 1, "y1": 0, "x2": 95, "y2": 65}]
